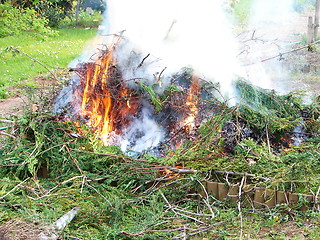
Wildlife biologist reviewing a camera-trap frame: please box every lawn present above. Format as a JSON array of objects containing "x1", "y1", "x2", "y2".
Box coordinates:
[
  {"x1": 0, "y1": 28, "x2": 97, "y2": 98},
  {"x1": 233, "y1": 0, "x2": 254, "y2": 23}
]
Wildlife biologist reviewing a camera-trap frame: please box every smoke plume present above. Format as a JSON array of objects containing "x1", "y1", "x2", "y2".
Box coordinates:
[
  {"x1": 102, "y1": 0, "x2": 242, "y2": 103},
  {"x1": 57, "y1": 0, "x2": 310, "y2": 153},
  {"x1": 239, "y1": 0, "x2": 299, "y2": 92}
]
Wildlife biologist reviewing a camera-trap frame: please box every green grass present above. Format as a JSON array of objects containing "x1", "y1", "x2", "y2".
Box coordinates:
[
  {"x1": 232, "y1": 0, "x2": 314, "y2": 24},
  {"x1": 0, "y1": 28, "x2": 97, "y2": 98},
  {"x1": 233, "y1": 0, "x2": 254, "y2": 23},
  {"x1": 59, "y1": 10, "x2": 103, "y2": 28}
]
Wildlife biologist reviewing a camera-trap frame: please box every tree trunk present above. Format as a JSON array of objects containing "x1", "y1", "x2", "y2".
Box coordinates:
[
  {"x1": 314, "y1": 0, "x2": 320, "y2": 42},
  {"x1": 75, "y1": 1, "x2": 81, "y2": 26},
  {"x1": 307, "y1": 16, "x2": 314, "y2": 44}
]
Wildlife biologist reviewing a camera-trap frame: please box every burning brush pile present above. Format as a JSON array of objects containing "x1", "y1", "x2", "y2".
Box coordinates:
[
  {"x1": 54, "y1": 36, "x2": 320, "y2": 161},
  {"x1": 54, "y1": 36, "x2": 223, "y2": 156},
  {"x1": 1, "y1": 36, "x2": 320, "y2": 240},
  {"x1": 2, "y1": 1, "x2": 320, "y2": 238}
]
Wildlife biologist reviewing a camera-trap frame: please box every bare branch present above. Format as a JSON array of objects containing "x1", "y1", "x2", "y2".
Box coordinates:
[
  {"x1": 0, "y1": 131, "x2": 16, "y2": 139},
  {"x1": 9, "y1": 47, "x2": 58, "y2": 81},
  {"x1": 214, "y1": 171, "x2": 272, "y2": 182},
  {"x1": 0, "y1": 178, "x2": 30, "y2": 200},
  {"x1": 0, "y1": 119, "x2": 14, "y2": 123},
  {"x1": 137, "y1": 53, "x2": 150, "y2": 68},
  {"x1": 243, "y1": 40, "x2": 320, "y2": 66}
]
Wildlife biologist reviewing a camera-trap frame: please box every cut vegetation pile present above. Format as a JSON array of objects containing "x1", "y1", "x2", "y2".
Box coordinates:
[{"x1": 0, "y1": 71, "x2": 319, "y2": 239}]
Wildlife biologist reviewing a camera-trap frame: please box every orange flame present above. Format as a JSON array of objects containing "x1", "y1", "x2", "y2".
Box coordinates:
[
  {"x1": 183, "y1": 76, "x2": 200, "y2": 133},
  {"x1": 75, "y1": 39, "x2": 139, "y2": 144},
  {"x1": 160, "y1": 165, "x2": 184, "y2": 178},
  {"x1": 81, "y1": 51, "x2": 114, "y2": 136}
]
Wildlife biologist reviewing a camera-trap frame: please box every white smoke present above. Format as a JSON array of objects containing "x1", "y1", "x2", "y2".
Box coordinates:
[
  {"x1": 239, "y1": 0, "x2": 297, "y2": 92},
  {"x1": 59, "y1": 0, "x2": 303, "y2": 153},
  {"x1": 120, "y1": 107, "x2": 164, "y2": 153},
  {"x1": 250, "y1": 0, "x2": 294, "y2": 25},
  {"x1": 104, "y1": 0, "x2": 243, "y2": 103}
]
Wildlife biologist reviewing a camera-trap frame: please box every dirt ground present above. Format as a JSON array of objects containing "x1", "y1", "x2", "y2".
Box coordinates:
[
  {"x1": 254, "y1": 220, "x2": 319, "y2": 239},
  {"x1": 0, "y1": 76, "x2": 61, "y2": 118},
  {"x1": 0, "y1": 96, "x2": 28, "y2": 117}
]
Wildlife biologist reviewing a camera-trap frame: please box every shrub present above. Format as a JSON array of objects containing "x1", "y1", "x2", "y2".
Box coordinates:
[
  {"x1": 0, "y1": 3, "x2": 57, "y2": 38},
  {"x1": 59, "y1": 9, "x2": 103, "y2": 28},
  {"x1": 32, "y1": 1, "x2": 72, "y2": 27},
  {"x1": 80, "y1": 0, "x2": 106, "y2": 12},
  {"x1": 9, "y1": 0, "x2": 73, "y2": 27}
]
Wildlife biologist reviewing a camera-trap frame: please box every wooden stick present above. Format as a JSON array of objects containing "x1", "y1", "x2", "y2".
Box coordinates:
[
  {"x1": 0, "y1": 162, "x2": 27, "y2": 167},
  {"x1": 121, "y1": 230, "x2": 148, "y2": 236},
  {"x1": 164, "y1": 20, "x2": 177, "y2": 40},
  {"x1": 0, "y1": 178, "x2": 30, "y2": 200},
  {"x1": 243, "y1": 40, "x2": 320, "y2": 66},
  {"x1": 128, "y1": 166, "x2": 197, "y2": 175},
  {"x1": 0, "y1": 131, "x2": 15, "y2": 138},
  {"x1": 160, "y1": 191, "x2": 206, "y2": 225},
  {"x1": 0, "y1": 119, "x2": 14, "y2": 123},
  {"x1": 70, "y1": 148, "x2": 131, "y2": 161},
  {"x1": 307, "y1": 16, "x2": 314, "y2": 44},
  {"x1": 265, "y1": 123, "x2": 271, "y2": 154},
  {"x1": 172, "y1": 207, "x2": 214, "y2": 217},
  {"x1": 137, "y1": 53, "x2": 150, "y2": 68},
  {"x1": 187, "y1": 220, "x2": 229, "y2": 236},
  {"x1": 214, "y1": 171, "x2": 271, "y2": 181},
  {"x1": 168, "y1": 167, "x2": 197, "y2": 174},
  {"x1": 314, "y1": 0, "x2": 320, "y2": 42},
  {"x1": 156, "y1": 67, "x2": 167, "y2": 88},
  {"x1": 238, "y1": 176, "x2": 246, "y2": 240},
  {"x1": 10, "y1": 47, "x2": 58, "y2": 81},
  {"x1": 122, "y1": 225, "x2": 189, "y2": 236}
]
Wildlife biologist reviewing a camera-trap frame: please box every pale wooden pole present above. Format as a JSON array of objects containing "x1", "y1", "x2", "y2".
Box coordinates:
[
  {"x1": 314, "y1": 0, "x2": 320, "y2": 42},
  {"x1": 75, "y1": 0, "x2": 83, "y2": 26},
  {"x1": 307, "y1": 16, "x2": 314, "y2": 44}
]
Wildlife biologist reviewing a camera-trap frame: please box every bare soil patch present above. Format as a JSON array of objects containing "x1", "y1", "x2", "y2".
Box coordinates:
[
  {"x1": 0, "y1": 96, "x2": 28, "y2": 118},
  {"x1": 0, "y1": 74, "x2": 64, "y2": 118},
  {"x1": 256, "y1": 221, "x2": 318, "y2": 239}
]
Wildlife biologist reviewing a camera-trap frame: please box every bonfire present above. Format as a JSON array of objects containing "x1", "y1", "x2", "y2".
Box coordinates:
[{"x1": 1, "y1": 0, "x2": 320, "y2": 239}]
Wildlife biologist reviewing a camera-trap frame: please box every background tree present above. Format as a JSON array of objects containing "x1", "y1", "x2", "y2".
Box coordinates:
[
  {"x1": 75, "y1": 0, "x2": 105, "y2": 26},
  {"x1": 32, "y1": 0, "x2": 73, "y2": 27},
  {"x1": 2, "y1": 0, "x2": 105, "y2": 27},
  {"x1": 80, "y1": 0, "x2": 105, "y2": 12},
  {"x1": 4, "y1": 0, "x2": 73, "y2": 27},
  {"x1": 314, "y1": 0, "x2": 320, "y2": 41},
  {"x1": 0, "y1": 1, "x2": 57, "y2": 38}
]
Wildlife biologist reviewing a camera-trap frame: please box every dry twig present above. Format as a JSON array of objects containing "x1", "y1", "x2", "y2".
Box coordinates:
[
  {"x1": 160, "y1": 190, "x2": 206, "y2": 225},
  {"x1": 9, "y1": 47, "x2": 58, "y2": 81},
  {"x1": 243, "y1": 40, "x2": 320, "y2": 66},
  {"x1": 137, "y1": 53, "x2": 150, "y2": 68},
  {"x1": 238, "y1": 176, "x2": 246, "y2": 240},
  {"x1": 215, "y1": 170, "x2": 271, "y2": 181},
  {"x1": 0, "y1": 119, "x2": 14, "y2": 123},
  {"x1": 0, "y1": 178, "x2": 30, "y2": 200},
  {"x1": 0, "y1": 131, "x2": 16, "y2": 138}
]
